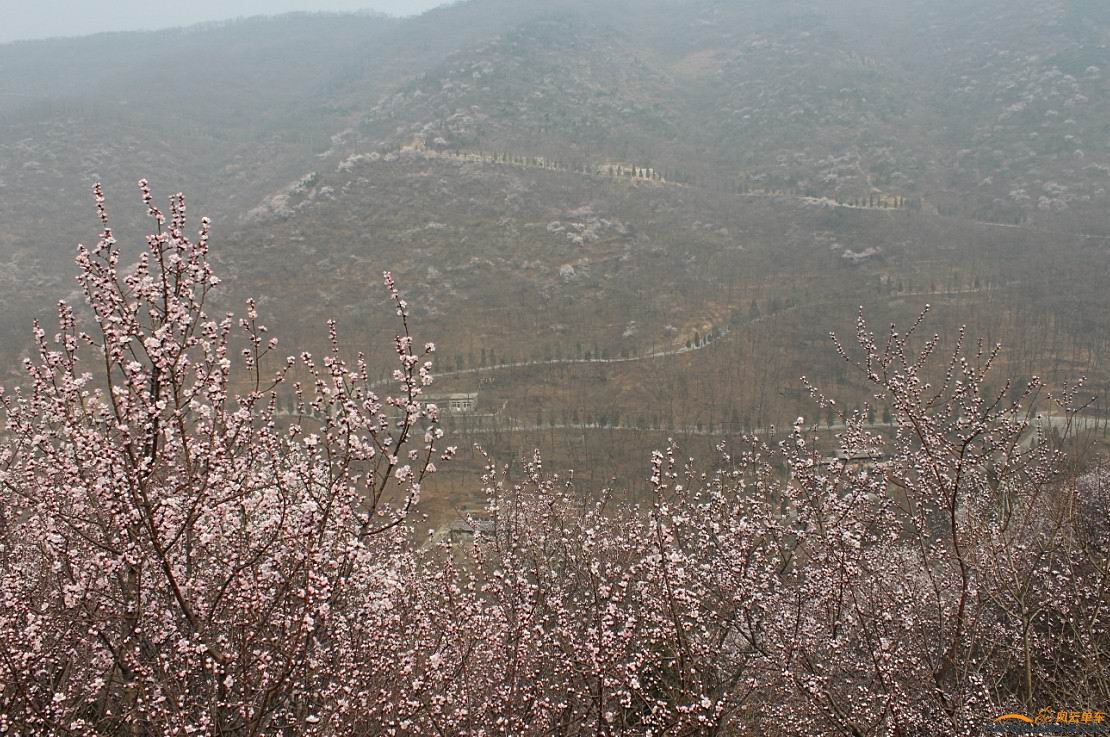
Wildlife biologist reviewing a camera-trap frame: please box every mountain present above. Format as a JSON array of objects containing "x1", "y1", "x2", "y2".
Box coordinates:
[{"x1": 3, "y1": 0, "x2": 1110, "y2": 505}]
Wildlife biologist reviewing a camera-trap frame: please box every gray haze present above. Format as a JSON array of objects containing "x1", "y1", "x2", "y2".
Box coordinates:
[{"x1": 1, "y1": 0, "x2": 450, "y2": 44}]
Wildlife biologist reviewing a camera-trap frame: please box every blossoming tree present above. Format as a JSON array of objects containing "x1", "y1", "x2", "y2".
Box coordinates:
[
  {"x1": 1, "y1": 184, "x2": 1106, "y2": 736},
  {"x1": 0, "y1": 182, "x2": 448, "y2": 734}
]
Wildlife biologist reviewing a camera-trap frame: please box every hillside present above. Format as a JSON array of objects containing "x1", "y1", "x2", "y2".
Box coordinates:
[{"x1": 3, "y1": 0, "x2": 1110, "y2": 507}]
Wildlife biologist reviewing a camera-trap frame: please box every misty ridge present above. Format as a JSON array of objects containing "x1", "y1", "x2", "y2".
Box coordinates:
[{"x1": 1, "y1": 0, "x2": 1110, "y2": 734}]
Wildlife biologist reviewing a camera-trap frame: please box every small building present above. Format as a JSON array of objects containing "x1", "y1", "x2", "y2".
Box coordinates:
[
  {"x1": 448, "y1": 517, "x2": 497, "y2": 545},
  {"x1": 833, "y1": 447, "x2": 885, "y2": 462},
  {"x1": 819, "y1": 447, "x2": 886, "y2": 469},
  {"x1": 425, "y1": 392, "x2": 479, "y2": 414}
]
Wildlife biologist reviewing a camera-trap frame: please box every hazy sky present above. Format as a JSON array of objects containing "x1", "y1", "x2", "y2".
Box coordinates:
[{"x1": 1, "y1": 1, "x2": 450, "y2": 44}]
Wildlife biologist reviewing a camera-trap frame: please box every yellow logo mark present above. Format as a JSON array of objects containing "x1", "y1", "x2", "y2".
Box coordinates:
[{"x1": 991, "y1": 708, "x2": 1106, "y2": 729}]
